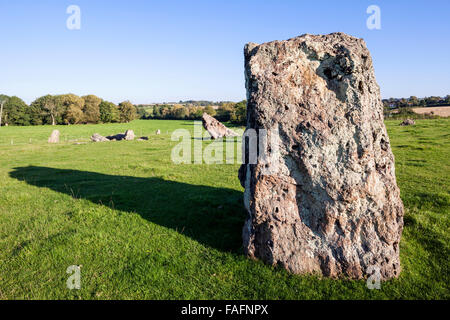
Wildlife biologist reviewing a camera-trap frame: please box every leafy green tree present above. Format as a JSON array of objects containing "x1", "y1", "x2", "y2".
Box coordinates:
[
  {"x1": 204, "y1": 106, "x2": 216, "y2": 117},
  {"x1": 0, "y1": 94, "x2": 9, "y2": 127},
  {"x1": 2, "y1": 96, "x2": 30, "y2": 126},
  {"x1": 230, "y1": 100, "x2": 246, "y2": 125},
  {"x1": 57, "y1": 94, "x2": 84, "y2": 125},
  {"x1": 143, "y1": 108, "x2": 154, "y2": 119},
  {"x1": 216, "y1": 103, "x2": 234, "y2": 122},
  {"x1": 186, "y1": 106, "x2": 195, "y2": 120},
  {"x1": 82, "y1": 95, "x2": 102, "y2": 124},
  {"x1": 26, "y1": 102, "x2": 43, "y2": 125},
  {"x1": 153, "y1": 105, "x2": 162, "y2": 118},
  {"x1": 45, "y1": 97, "x2": 61, "y2": 125},
  {"x1": 136, "y1": 106, "x2": 147, "y2": 119},
  {"x1": 190, "y1": 107, "x2": 203, "y2": 120},
  {"x1": 118, "y1": 101, "x2": 137, "y2": 123},
  {"x1": 64, "y1": 104, "x2": 84, "y2": 124},
  {"x1": 30, "y1": 95, "x2": 62, "y2": 125},
  {"x1": 172, "y1": 105, "x2": 187, "y2": 119},
  {"x1": 409, "y1": 96, "x2": 419, "y2": 107},
  {"x1": 425, "y1": 96, "x2": 440, "y2": 106},
  {"x1": 29, "y1": 96, "x2": 46, "y2": 125},
  {"x1": 99, "y1": 101, "x2": 119, "y2": 123},
  {"x1": 159, "y1": 105, "x2": 172, "y2": 118}
]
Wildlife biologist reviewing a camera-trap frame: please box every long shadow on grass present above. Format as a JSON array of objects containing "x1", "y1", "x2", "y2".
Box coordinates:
[{"x1": 10, "y1": 166, "x2": 246, "y2": 253}]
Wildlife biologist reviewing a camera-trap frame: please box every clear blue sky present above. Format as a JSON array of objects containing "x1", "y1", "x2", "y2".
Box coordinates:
[{"x1": 1, "y1": 0, "x2": 449, "y2": 104}]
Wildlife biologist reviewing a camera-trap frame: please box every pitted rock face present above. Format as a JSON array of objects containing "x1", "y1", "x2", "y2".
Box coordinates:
[
  {"x1": 240, "y1": 33, "x2": 404, "y2": 280},
  {"x1": 202, "y1": 113, "x2": 238, "y2": 139}
]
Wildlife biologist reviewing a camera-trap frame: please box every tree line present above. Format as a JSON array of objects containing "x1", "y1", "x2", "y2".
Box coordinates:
[
  {"x1": 382, "y1": 95, "x2": 450, "y2": 109},
  {"x1": 0, "y1": 94, "x2": 137, "y2": 126},
  {"x1": 0, "y1": 94, "x2": 247, "y2": 127},
  {"x1": 3, "y1": 92, "x2": 447, "y2": 127},
  {"x1": 137, "y1": 100, "x2": 247, "y2": 125},
  {"x1": 177, "y1": 100, "x2": 235, "y2": 107}
]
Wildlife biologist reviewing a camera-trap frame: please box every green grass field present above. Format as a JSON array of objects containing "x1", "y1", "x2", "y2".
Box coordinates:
[{"x1": 0, "y1": 119, "x2": 448, "y2": 299}]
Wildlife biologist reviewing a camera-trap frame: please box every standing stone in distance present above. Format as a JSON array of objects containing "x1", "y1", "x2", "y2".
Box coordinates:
[
  {"x1": 124, "y1": 130, "x2": 135, "y2": 141},
  {"x1": 156, "y1": 129, "x2": 161, "y2": 135},
  {"x1": 202, "y1": 113, "x2": 238, "y2": 139},
  {"x1": 48, "y1": 130, "x2": 60, "y2": 143},
  {"x1": 240, "y1": 33, "x2": 404, "y2": 280}
]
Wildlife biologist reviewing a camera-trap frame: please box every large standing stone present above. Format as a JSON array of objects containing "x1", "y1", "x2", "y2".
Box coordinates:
[
  {"x1": 48, "y1": 130, "x2": 60, "y2": 143},
  {"x1": 239, "y1": 33, "x2": 404, "y2": 280},
  {"x1": 202, "y1": 113, "x2": 238, "y2": 139}
]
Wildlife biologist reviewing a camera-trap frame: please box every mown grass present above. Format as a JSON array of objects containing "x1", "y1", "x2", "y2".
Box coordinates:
[{"x1": 0, "y1": 119, "x2": 448, "y2": 299}]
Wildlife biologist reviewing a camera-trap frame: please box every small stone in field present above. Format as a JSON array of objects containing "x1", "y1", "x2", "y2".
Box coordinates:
[
  {"x1": 400, "y1": 119, "x2": 415, "y2": 126},
  {"x1": 156, "y1": 129, "x2": 161, "y2": 135},
  {"x1": 91, "y1": 133, "x2": 109, "y2": 142},
  {"x1": 48, "y1": 130, "x2": 60, "y2": 143}
]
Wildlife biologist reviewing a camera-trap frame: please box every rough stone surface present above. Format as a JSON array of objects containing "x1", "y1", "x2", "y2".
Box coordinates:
[
  {"x1": 91, "y1": 133, "x2": 109, "y2": 142},
  {"x1": 400, "y1": 119, "x2": 415, "y2": 126},
  {"x1": 202, "y1": 113, "x2": 238, "y2": 139},
  {"x1": 240, "y1": 33, "x2": 404, "y2": 280},
  {"x1": 48, "y1": 130, "x2": 60, "y2": 143}
]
